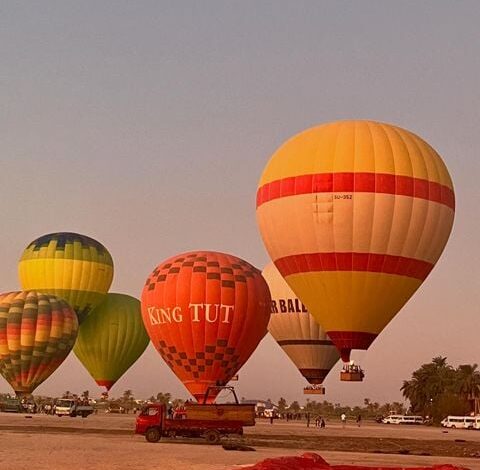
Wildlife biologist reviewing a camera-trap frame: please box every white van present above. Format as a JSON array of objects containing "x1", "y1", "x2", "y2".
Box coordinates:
[
  {"x1": 441, "y1": 416, "x2": 476, "y2": 429},
  {"x1": 382, "y1": 414, "x2": 403, "y2": 424},
  {"x1": 382, "y1": 415, "x2": 424, "y2": 425}
]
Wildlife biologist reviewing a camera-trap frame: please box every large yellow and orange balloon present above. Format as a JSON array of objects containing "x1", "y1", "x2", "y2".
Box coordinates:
[
  {"x1": 73, "y1": 293, "x2": 150, "y2": 391},
  {"x1": 256, "y1": 120, "x2": 455, "y2": 362},
  {"x1": 263, "y1": 262, "x2": 339, "y2": 386},
  {"x1": 141, "y1": 251, "x2": 271, "y2": 403},
  {"x1": 0, "y1": 291, "x2": 78, "y2": 395},
  {"x1": 18, "y1": 232, "x2": 114, "y2": 323}
]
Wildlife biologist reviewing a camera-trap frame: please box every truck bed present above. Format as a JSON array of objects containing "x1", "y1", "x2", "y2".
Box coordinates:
[
  {"x1": 164, "y1": 418, "x2": 244, "y2": 432},
  {"x1": 184, "y1": 404, "x2": 255, "y2": 426}
]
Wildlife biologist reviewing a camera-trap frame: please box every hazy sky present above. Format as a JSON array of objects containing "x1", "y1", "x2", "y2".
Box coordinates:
[{"x1": 1, "y1": 1, "x2": 479, "y2": 406}]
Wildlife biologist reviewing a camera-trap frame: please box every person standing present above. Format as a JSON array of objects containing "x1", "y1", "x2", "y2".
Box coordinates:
[
  {"x1": 356, "y1": 414, "x2": 362, "y2": 427},
  {"x1": 341, "y1": 413, "x2": 347, "y2": 428}
]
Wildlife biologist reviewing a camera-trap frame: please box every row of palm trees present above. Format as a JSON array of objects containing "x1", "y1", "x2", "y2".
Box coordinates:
[{"x1": 401, "y1": 356, "x2": 480, "y2": 422}]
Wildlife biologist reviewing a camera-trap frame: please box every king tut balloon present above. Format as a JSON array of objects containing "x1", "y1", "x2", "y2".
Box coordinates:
[
  {"x1": 18, "y1": 232, "x2": 114, "y2": 323},
  {"x1": 256, "y1": 120, "x2": 455, "y2": 363},
  {"x1": 141, "y1": 251, "x2": 271, "y2": 403},
  {"x1": 0, "y1": 291, "x2": 78, "y2": 395}
]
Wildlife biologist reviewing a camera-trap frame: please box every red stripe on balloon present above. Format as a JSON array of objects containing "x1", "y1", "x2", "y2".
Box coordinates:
[
  {"x1": 326, "y1": 331, "x2": 378, "y2": 362},
  {"x1": 256, "y1": 172, "x2": 455, "y2": 210},
  {"x1": 275, "y1": 252, "x2": 433, "y2": 281},
  {"x1": 96, "y1": 379, "x2": 115, "y2": 391}
]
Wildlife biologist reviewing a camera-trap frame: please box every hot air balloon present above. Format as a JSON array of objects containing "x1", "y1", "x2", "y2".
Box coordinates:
[
  {"x1": 0, "y1": 291, "x2": 78, "y2": 396},
  {"x1": 256, "y1": 120, "x2": 455, "y2": 379},
  {"x1": 263, "y1": 262, "x2": 339, "y2": 394},
  {"x1": 73, "y1": 293, "x2": 149, "y2": 391},
  {"x1": 18, "y1": 232, "x2": 114, "y2": 323},
  {"x1": 141, "y1": 251, "x2": 271, "y2": 403}
]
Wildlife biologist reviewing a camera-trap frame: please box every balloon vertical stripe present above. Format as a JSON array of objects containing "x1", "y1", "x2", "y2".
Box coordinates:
[{"x1": 0, "y1": 291, "x2": 78, "y2": 395}]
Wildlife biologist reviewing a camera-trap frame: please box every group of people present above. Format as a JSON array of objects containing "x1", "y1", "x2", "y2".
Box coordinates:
[
  {"x1": 341, "y1": 361, "x2": 365, "y2": 379},
  {"x1": 167, "y1": 399, "x2": 193, "y2": 419},
  {"x1": 314, "y1": 415, "x2": 326, "y2": 428},
  {"x1": 342, "y1": 361, "x2": 364, "y2": 374}
]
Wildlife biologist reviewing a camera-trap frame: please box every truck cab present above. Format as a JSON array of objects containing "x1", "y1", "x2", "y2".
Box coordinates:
[{"x1": 55, "y1": 399, "x2": 94, "y2": 418}]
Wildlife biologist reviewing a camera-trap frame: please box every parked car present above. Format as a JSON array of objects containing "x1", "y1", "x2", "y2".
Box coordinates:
[
  {"x1": 0, "y1": 397, "x2": 22, "y2": 413},
  {"x1": 106, "y1": 403, "x2": 126, "y2": 414}
]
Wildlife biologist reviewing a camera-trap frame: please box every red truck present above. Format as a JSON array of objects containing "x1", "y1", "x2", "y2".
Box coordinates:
[{"x1": 135, "y1": 387, "x2": 255, "y2": 444}]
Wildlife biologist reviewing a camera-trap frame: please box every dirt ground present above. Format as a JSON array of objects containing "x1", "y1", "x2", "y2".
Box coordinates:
[{"x1": 1, "y1": 413, "x2": 480, "y2": 470}]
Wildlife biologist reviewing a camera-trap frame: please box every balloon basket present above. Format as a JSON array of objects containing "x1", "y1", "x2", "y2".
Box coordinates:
[
  {"x1": 340, "y1": 371, "x2": 364, "y2": 382},
  {"x1": 303, "y1": 386, "x2": 325, "y2": 395}
]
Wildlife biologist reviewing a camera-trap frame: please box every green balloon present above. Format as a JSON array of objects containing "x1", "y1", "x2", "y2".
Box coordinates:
[{"x1": 74, "y1": 293, "x2": 149, "y2": 390}]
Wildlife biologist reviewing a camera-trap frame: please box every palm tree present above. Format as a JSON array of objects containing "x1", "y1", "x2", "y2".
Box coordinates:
[
  {"x1": 455, "y1": 364, "x2": 480, "y2": 414},
  {"x1": 155, "y1": 392, "x2": 172, "y2": 404},
  {"x1": 401, "y1": 356, "x2": 456, "y2": 415}
]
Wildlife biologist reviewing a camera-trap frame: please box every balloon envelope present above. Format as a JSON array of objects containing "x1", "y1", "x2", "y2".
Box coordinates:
[
  {"x1": 141, "y1": 251, "x2": 271, "y2": 403},
  {"x1": 263, "y1": 262, "x2": 339, "y2": 385},
  {"x1": 256, "y1": 120, "x2": 455, "y2": 362},
  {"x1": 0, "y1": 291, "x2": 78, "y2": 395},
  {"x1": 73, "y1": 293, "x2": 149, "y2": 391},
  {"x1": 18, "y1": 232, "x2": 114, "y2": 323}
]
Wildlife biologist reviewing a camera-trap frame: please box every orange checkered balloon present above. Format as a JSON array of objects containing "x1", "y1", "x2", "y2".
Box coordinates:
[
  {"x1": 256, "y1": 120, "x2": 455, "y2": 363},
  {"x1": 141, "y1": 251, "x2": 271, "y2": 403}
]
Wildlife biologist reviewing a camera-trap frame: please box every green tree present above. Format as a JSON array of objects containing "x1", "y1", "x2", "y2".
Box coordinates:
[
  {"x1": 401, "y1": 356, "x2": 455, "y2": 415},
  {"x1": 156, "y1": 392, "x2": 172, "y2": 404},
  {"x1": 400, "y1": 357, "x2": 480, "y2": 422},
  {"x1": 455, "y1": 364, "x2": 480, "y2": 414},
  {"x1": 277, "y1": 397, "x2": 288, "y2": 414},
  {"x1": 289, "y1": 401, "x2": 300, "y2": 413}
]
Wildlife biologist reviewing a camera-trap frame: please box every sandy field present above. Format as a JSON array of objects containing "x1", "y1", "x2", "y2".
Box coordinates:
[{"x1": 1, "y1": 413, "x2": 480, "y2": 470}]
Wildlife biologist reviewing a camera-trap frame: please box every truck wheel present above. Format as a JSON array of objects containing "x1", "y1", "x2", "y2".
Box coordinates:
[
  {"x1": 81, "y1": 412, "x2": 88, "y2": 418},
  {"x1": 204, "y1": 430, "x2": 221, "y2": 445},
  {"x1": 145, "y1": 428, "x2": 161, "y2": 443}
]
